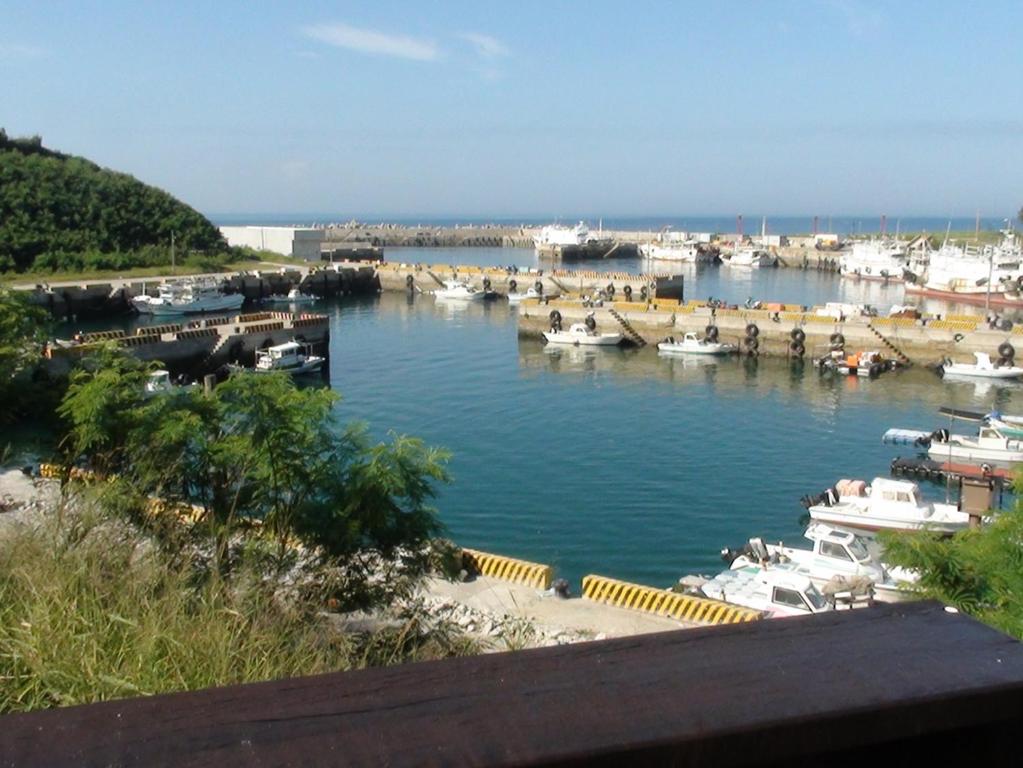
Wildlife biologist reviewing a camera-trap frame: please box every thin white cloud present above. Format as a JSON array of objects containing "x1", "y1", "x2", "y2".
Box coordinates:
[
  {"x1": 0, "y1": 42, "x2": 48, "y2": 59},
  {"x1": 459, "y1": 32, "x2": 509, "y2": 59},
  {"x1": 301, "y1": 22, "x2": 439, "y2": 61}
]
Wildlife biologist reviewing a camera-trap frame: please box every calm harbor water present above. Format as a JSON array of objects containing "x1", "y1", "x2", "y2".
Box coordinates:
[{"x1": 45, "y1": 247, "x2": 1023, "y2": 588}]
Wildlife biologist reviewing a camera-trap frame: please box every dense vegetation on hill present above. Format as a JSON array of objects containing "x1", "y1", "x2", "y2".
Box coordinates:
[{"x1": 0, "y1": 129, "x2": 226, "y2": 273}]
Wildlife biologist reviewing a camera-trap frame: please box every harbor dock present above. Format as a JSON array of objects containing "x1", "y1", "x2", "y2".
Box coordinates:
[
  {"x1": 517, "y1": 298, "x2": 1018, "y2": 366},
  {"x1": 44, "y1": 310, "x2": 330, "y2": 376}
]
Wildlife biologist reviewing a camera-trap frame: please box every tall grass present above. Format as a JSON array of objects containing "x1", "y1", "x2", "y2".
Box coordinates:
[{"x1": 0, "y1": 506, "x2": 475, "y2": 713}]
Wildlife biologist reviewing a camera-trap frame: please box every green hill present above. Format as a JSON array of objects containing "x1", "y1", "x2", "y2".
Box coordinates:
[{"x1": 0, "y1": 129, "x2": 226, "y2": 273}]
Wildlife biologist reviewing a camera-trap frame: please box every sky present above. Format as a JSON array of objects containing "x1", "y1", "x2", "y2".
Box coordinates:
[{"x1": 1, "y1": 1, "x2": 1021, "y2": 219}]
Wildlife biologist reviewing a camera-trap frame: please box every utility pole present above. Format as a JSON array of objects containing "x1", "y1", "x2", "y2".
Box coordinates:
[{"x1": 171, "y1": 231, "x2": 176, "y2": 270}]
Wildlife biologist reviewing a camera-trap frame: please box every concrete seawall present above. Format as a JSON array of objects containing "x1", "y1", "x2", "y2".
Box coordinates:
[{"x1": 516, "y1": 300, "x2": 1017, "y2": 366}]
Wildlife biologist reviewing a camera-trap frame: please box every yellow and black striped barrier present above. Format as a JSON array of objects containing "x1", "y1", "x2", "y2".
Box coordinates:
[
  {"x1": 581, "y1": 574, "x2": 762, "y2": 626},
  {"x1": 462, "y1": 548, "x2": 553, "y2": 590}
]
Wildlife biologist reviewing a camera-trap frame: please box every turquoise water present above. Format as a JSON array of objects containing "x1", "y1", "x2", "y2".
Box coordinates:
[
  {"x1": 46, "y1": 248, "x2": 1023, "y2": 589},
  {"x1": 320, "y1": 249, "x2": 1023, "y2": 588}
]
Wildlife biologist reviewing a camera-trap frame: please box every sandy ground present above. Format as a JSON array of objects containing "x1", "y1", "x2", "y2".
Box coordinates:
[{"x1": 424, "y1": 575, "x2": 691, "y2": 640}]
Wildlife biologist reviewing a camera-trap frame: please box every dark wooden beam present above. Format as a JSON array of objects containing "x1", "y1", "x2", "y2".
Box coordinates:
[{"x1": 2, "y1": 601, "x2": 1022, "y2": 767}]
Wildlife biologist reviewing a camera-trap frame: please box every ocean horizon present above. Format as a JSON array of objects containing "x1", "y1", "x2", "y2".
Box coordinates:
[{"x1": 209, "y1": 213, "x2": 1015, "y2": 236}]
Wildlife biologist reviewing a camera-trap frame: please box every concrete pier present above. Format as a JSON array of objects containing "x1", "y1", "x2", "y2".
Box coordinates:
[
  {"x1": 44, "y1": 311, "x2": 330, "y2": 377},
  {"x1": 372, "y1": 261, "x2": 684, "y2": 301},
  {"x1": 516, "y1": 299, "x2": 1019, "y2": 366}
]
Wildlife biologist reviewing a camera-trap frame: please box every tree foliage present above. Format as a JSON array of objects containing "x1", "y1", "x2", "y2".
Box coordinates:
[
  {"x1": 59, "y1": 352, "x2": 450, "y2": 601},
  {"x1": 881, "y1": 504, "x2": 1023, "y2": 639},
  {"x1": 0, "y1": 129, "x2": 225, "y2": 272},
  {"x1": 0, "y1": 288, "x2": 51, "y2": 422}
]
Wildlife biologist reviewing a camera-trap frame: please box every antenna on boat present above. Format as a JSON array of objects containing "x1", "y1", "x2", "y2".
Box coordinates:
[
  {"x1": 975, "y1": 209, "x2": 980, "y2": 242},
  {"x1": 942, "y1": 220, "x2": 952, "y2": 248}
]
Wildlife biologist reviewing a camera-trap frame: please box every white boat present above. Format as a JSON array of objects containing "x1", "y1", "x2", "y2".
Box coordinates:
[
  {"x1": 507, "y1": 286, "x2": 550, "y2": 303},
  {"x1": 639, "y1": 242, "x2": 702, "y2": 262},
  {"x1": 904, "y1": 227, "x2": 1023, "y2": 307},
  {"x1": 144, "y1": 370, "x2": 196, "y2": 397},
  {"x1": 543, "y1": 322, "x2": 622, "y2": 347},
  {"x1": 927, "y1": 424, "x2": 1023, "y2": 465},
  {"x1": 657, "y1": 332, "x2": 735, "y2": 356},
  {"x1": 696, "y1": 564, "x2": 831, "y2": 618},
  {"x1": 804, "y1": 477, "x2": 973, "y2": 534},
  {"x1": 724, "y1": 246, "x2": 776, "y2": 268},
  {"x1": 433, "y1": 279, "x2": 487, "y2": 302},
  {"x1": 533, "y1": 222, "x2": 589, "y2": 250},
  {"x1": 940, "y1": 352, "x2": 1023, "y2": 380},
  {"x1": 234, "y1": 341, "x2": 325, "y2": 376},
  {"x1": 133, "y1": 280, "x2": 245, "y2": 316},
  {"x1": 265, "y1": 287, "x2": 316, "y2": 305},
  {"x1": 724, "y1": 522, "x2": 915, "y2": 603},
  {"x1": 839, "y1": 240, "x2": 910, "y2": 282}
]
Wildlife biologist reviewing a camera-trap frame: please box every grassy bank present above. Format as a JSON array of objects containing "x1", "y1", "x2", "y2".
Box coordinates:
[{"x1": 0, "y1": 500, "x2": 475, "y2": 713}]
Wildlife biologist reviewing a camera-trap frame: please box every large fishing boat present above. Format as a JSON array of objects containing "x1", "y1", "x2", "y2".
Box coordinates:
[
  {"x1": 839, "y1": 240, "x2": 910, "y2": 282},
  {"x1": 904, "y1": 227, "x2": 1023, "y2": 306},
  {"x1": 532, "y1": 222, "x2": 590, "y2": 250}
]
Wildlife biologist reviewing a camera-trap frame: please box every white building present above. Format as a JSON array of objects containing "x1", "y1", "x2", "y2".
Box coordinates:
[{"x1": 219, "y1": 226, "x2": 325, "y2": 261}]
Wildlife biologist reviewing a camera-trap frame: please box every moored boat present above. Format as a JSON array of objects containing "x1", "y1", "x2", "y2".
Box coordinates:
[
  {"x1": 940, "y1": 352, "x2": 1023, "y2": 380},
  {"x1": 694, "y1": 564, "x2": 832, "y2": 618},
  {"x1": 657, "y1": 332, "x2": 735, "y2": 356},
  {"x1": 231, "y1": 340, "x2": 325, "y2": 376},
  {"x1": 132, "y1": 280, "x2": 245, "y2": 316},
  {"x1": 265, "y1": 287, "x2": 316, "y2": 305},
  {"x1": 433, "y1": 279, "x2": 487, "y2": 302},
  {"x1": 802, "y1": 477, "x2": 973, "y2": 534},
  {"x1": 543, "y1": 317, "x2": 622, "y2": 347},
  {"x1": 722, "y1": 522, "x2": 915, "y2": 603}
]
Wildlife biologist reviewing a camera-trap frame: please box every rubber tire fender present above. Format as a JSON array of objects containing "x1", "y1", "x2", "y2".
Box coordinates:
[
  {"x1": 830, "y1": 332, "x2": 845, "y2": 345},
  {"x1": 790, "y1": 328, "x2": 806, "y2": 343},
  {"x1": 534, "y1": 280, "x2": 544, "y2": 295},
  {"x1": 998, "y1": 341, "x2": 1015, "y2": 359},
  {"x1": 406, "y1": 274, "x2": 414, "y2": 287},
  {"x1": 705, "y1": 324, "x2": 719, "y2": 340},
  {"x1": 745, "y1": 323, "x2": 759, "y2": 337},
  {"x1": 509, "y1": 279, "x2": 517, "y2": 293}
]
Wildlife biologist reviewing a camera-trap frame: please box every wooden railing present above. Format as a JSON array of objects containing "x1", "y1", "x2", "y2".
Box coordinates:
[{"x1": 1, "y1": 601, "x2": 1022, "y2": 766}]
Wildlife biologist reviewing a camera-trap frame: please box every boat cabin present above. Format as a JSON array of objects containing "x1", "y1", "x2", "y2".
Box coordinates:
[
  {"x1": 803, "y1": 522, "x2": 874, "y2": 565},
  {"x1": 256, "y1": 341, "x2": 307, "y2": 370}
]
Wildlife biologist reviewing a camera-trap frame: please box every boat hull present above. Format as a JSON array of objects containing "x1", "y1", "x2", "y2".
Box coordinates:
[
  {"x1": 807, "y1": 508, "x2": 968, "y2": 535},
  {"x1": 657, "y1": 342, "x2": 734, "y2": 356},
  {"x1": 927, "y1": 442, "x2": 1023, "y2": 465},
  {"x1": 543, "y1": 332, "x2": 622, "y2": 347},
  {"x1": 904, "y1": 284, "x2": 1023, "y2": 307},
  {"x1": 134, "y1": 294, "x2": 245, "y2": 316}
]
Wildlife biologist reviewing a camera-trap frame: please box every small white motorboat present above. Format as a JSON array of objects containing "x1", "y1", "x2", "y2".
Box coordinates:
[
  {"x1": 433, "y1": 280, "x2": 487, "y2": 301},
  {"x1": 803, "y1": 477, "x2": 974, "y2": 535},
  {"x1": 723, "y1": 522, "x2": 915, "y2": 603},
  {"x1": 694, "y1": 564, "x2": 831, "y2": 618},
  {"x1": 927, "y1": 424, "x2": 1023, "y2": 465},
  {"x1": 265, "y1": 287, "x2": 316, "y2": 305},
  {"x1": 543, "y1": 322, "x2": 623, "y2": 347},
  {"x1": 657, "y1": 332, "x2": 735, "y2": 356},
  {"x1": 940, "y1": 352, "x2": 1023, "y2": 380},
  {"x1": 231, "y1": 341, "x2": 325, "y2": 376},
  {"x1": 508, "y1": 286, "x2": 554, "y2": 303}
]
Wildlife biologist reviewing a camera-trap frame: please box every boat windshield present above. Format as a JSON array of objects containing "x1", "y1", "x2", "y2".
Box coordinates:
[
  {"x1": 846, "y1": 536, "x2": 872, "y2": 563},
  {"x1": 804, "y1": 587, "x2": 828, "y2": 611}
]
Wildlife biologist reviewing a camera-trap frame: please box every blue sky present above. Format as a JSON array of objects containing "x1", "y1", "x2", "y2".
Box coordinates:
[{"x1": 1, "y1": 1, "x2": 1020, "y2": 218}]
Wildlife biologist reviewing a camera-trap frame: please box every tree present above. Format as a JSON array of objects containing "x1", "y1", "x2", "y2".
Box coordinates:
[
  {"x1": 880, "y1": 505, "x2": 1023, "y2": 639},
  {"x1": 58, "y1": 353, "x2": 450, "y2": 600},
  {"x1": 0, "y1": 288, "x2": 50, "y2": 423}
]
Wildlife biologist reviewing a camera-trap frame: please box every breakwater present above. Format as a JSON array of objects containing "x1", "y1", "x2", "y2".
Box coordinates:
[
  {"x1": 17, "y1": 264, "x2": 379, "y2": 319},
  {"x1": 516, "y1": 299, "x2": 1016, "y2": 366},
  {"x1": 44, "y1": 311, "x2": 330, "y2": 377},
  {"x1": 373, "y1": 261, "x2": 684, "y2": 301}
]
